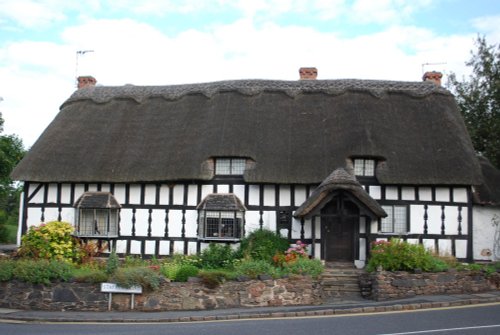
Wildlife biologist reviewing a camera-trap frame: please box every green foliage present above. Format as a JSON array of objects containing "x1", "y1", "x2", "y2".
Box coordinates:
[
  {"x1": 71, "y1": 265, "x2": 108, "y2": 283},
  {"x1": 111, "y1": 266, "x2": 161, "y2": 291},
  {"x1": 282, "y1": 258, "x2": 324, "y2": 278},
  {"x1": 0, "y1": 259, "x2": 15, "y2": 281},
  {"x1": 239, "y1": 229, "x2": 290, "y2": 262},
  {"x1": 448, "y1": 36, "x2": 500, "y2": 168},
  {"x1": 366, "y1": 239, "x2": 449, "y2": 272},
  {"x1": 161, "y1": 262, "x2": 181, "y2": 280},
  {"x1": 12, "y1": 259, "x2": 74, "y2": 284},
  {"x1": 173, "y1": 264, "x2": 199, "y2": 282},
  {"x1": 200, "y1": 243, "x2": 240, "y2": 269},
  {"x1": 0, "y1": 133, "x2": 25, "y2": 243},
  {"x1": 235, "y1": 259, "x2": 274, "y2": 278},
  {"x1": 106, "y1": 251, "x2": 120, "y2": 275},
  {"x1": 17, "y1": 221, "x2": 81, "y2": 263}
]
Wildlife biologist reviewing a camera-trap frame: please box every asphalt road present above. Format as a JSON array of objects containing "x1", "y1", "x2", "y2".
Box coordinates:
[{"x1": 1, "y1": 303, "x2": 500, "y2": 335}]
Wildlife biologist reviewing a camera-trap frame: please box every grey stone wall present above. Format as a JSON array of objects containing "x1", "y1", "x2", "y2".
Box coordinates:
[
  {"x1": 0, "y1": 276, "x2": 322, "y2": 312},
  {"x1": 365, "y1": 270, "x2": 499, "y2": 301}
]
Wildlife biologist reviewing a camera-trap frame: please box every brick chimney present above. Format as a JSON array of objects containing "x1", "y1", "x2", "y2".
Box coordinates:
[
  {"x1": 422, "y1": 71, "x2": 442, "y2": 86},
  {"x1": 299, "y1": 67, "x2": 318, "y2": 80},
  {"x1": 77, "y1": 76, "x2": 97, "y2": 89}
]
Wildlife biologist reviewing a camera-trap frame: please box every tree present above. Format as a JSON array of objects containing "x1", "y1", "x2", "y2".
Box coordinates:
[
  {"x1": 0, "y1": 110, "x2": 25, "y2": 242},
  {"x1": 448, "y1": 36, "x2": 500, "y2": 169}
]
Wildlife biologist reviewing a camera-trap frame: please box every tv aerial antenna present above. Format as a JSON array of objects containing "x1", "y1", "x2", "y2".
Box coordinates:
[
  {"x1": 75, "y1": 50, "x2": 95, "y2": 86},
  {"x1": 421, "y1": 62, "x2": 446, "y2": 74}
]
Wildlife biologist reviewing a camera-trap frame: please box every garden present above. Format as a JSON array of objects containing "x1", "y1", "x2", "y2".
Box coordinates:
[{"x1": 0, "y1": 221, "x2": 324, "y2": 290}]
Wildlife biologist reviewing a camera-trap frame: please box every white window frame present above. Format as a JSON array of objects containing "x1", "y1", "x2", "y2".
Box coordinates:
[
  {"x1": 215, "y1": 158, "x2": 246, "y2": 175},
  {"x1": 380, "y1": 205, "x2": 408, "y2": 234},
  {"x1": 353, "y1": 158, "x2": 375, "y2": 177}
]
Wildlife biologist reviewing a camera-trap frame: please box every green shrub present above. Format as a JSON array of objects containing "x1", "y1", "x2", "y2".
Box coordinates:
[
  {"x1": 106, "y1": 251, "x2": 120, "y2": 275},
  {"x1": 71, "y1": 266, "x2": 108, "y2": 283},
  {"x1": 235, "y1": 259, "x2": 274, "y2": 278},
  {"x1": 161, "y1": 262, "x2": 181, "y2": 280},
  {"x1": 200, "y1": 243, "x2": 239, "y2": 269},
  {"x1": 239, "y1": 229, "x2": 290, "y2": 262},
  {"x1": 174, "y1": 264, "x2": 199, "y2": 282},
  {"x1": 0, "y1": 259, "x2": 15, "y2": 281},
  {"x1": 17, "y1": 221, "x2": 80, "y2": 263},
  {"x1": 366, "y1": 239, "x2": 449, "y2": 272},
  {"x1": 170, "y1": 254, "x2": 203, "y2": 267},
  {"x1": 283, "y1": 258, "x2": 324, "y2": 278},
  {"x1": 111, "y1": 266, "x2": 161, "y2": 291},
  {"x1": 12, "y1": 259, "x2": 74, "y2": 284}
]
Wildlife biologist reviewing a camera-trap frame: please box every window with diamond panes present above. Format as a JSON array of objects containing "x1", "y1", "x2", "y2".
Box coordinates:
[
  {"x1": 215, "y1": 158, "x2": 246, "y2": 175},
  {"x1": 380, "y1": 205, "x2": 408, "y2": 234},
  {"x1": 353, "y1": 159, "x2": 375, "y2": 176}
]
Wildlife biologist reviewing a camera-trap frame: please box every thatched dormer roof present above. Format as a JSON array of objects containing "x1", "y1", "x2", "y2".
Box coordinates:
[{"x1": 11, "y1": 79, "x2": 482, "y2": 185}]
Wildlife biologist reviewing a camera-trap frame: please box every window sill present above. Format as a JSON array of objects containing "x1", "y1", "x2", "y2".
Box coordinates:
[{"x1": 198, "y1": 237, "x2": 241, "y2": 242}]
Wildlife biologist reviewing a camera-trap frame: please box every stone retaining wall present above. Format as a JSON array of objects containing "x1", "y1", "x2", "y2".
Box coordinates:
[
  {"x1": 0, "y1": 276, "x2": 322, "y2": 312},
  {"x1": 362, "y1": 270, "x2": 500, "y2": 301}
]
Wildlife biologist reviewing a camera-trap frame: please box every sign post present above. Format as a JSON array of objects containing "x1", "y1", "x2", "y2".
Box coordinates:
[{"x1": 101, "y1": 283, "x2": 143, "y2": 311}]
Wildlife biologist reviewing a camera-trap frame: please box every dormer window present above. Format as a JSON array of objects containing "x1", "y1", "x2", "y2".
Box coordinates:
[
  {"x1": 215, "y1": 158, "x2": 246, "y2": 175},
  {"x1": 353, "y1": 158, "x2": 375, "y2": 177}
]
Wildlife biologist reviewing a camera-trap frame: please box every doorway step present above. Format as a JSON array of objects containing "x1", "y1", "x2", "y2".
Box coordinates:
[{"x1": 321, "y1": 262, "x2": 366, "y2": 302}]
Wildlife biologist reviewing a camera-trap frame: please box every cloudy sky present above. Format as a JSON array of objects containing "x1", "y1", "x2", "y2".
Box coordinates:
[{"x1": 0, "y1": 0, "x2": 499, "y2": 147}]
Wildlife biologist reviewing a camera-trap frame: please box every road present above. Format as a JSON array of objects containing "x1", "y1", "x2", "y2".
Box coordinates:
[{"x1": 1, "y1": 303, "x2": 500, "y2": 335}]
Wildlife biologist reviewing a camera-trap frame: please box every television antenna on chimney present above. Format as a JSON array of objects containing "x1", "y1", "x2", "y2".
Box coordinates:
[
  {"x1": 75, "y1": 50, "x2": 94, "y2": 86},
  {"x1": 421, "y1": 62, "x2": 446, "y2": 74}
]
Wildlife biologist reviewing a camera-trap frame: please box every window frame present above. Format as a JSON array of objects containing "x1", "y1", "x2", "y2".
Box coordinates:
[
  {"x1": 198, "y1": 210, "x2": 244, "y2": 241},
  {"x1": 215, "y1": 158, "x2": 247, "y2": 176},
  {"x1": 353, "y1": 158, "x2": 376, "y2": 177},
  {"x1": 75, "y1": 208, "x2": 119, "y2": 238},
  {"x1": 380, "y1": 205, "x2": 409, "y2": 234}
]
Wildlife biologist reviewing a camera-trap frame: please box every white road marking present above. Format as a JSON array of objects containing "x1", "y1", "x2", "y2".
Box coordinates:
[{"x1": 376, "y1": 324, "x2": 500, "y2": 335}]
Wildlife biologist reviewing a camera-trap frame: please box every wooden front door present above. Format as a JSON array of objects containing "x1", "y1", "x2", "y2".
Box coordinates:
[{"x1": 321, "y1": 195, "x2": 359, "y2": 262}]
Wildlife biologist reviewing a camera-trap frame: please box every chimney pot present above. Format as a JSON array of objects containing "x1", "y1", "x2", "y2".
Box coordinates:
[
  {"x1": 422, "y1": 71, "x2": 442, "y2": 86},
  {"x1": 77, "y1": 76, "x2": 97, "y2": 89},
  {"x1": 299, "y1": 67, "x2": 318, "y2": 80}
]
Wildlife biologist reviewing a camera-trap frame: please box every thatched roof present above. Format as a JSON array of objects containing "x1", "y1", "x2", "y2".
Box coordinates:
[
  {"x1": 473, "y1": 157, "x2": 500, "y2": 206},
  {"x1": 11, "y1": 79, "x2": 482, "y2": 185},
  {"x1": 294, "y1": 168, "x2": 387, "y2": 219}
]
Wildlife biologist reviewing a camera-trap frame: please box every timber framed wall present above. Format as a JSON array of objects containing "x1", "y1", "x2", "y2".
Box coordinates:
[{"x1": 19, "y1": 179, "x2": 474, "y2": 260}]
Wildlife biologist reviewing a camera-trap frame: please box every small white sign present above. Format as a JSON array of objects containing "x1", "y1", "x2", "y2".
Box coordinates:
[{"x1": 101, "y1": 282, "x2": 142, "y2": 294}]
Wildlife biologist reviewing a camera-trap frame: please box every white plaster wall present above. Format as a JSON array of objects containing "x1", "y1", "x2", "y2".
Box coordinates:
[
  {"x1": 232, "y1": 185, "x2": 245, "y2": 204},
  {"x1": 385, "y1": 186, "x2": 398, "y2": 200},
  {"x1": 159, "y1": 184, "x2": 170, "y2": 205},
  {"x1": 159, "y1": 240, "x2": 170, "y2": 255},
  {"x1": 113, "y1": 185, "x2": 126, "y2": 205},
  {"x1": 119, "y1": 209, "x2": 133, "y2": 235},
  {"x1": 128, "y1": 185, "x2": 141, "y2": 204},
  {"x1": 419, "y1": 187, "x2": 432, "y2": 201},
  {"x1": 435, "y1": 187, "x2": 450, "y2": 202},
  {"x1": 217, "y1": 184, "x2": 230, "y2": 193},
  {"x1": 133, "y1": 209, "x2": 149, "y2": 236},
  {"x1": 260, "y1": 210, "x2": 277, "y2": 231},
  {"x1": 248, "y1": 185, "x2": 260, "y2": 205},
  {"x1": 168, "y1": 210, "x2": 184, "y2": 237},
  {"x1": 453, "y1": 188, "x2": 468, "y2": 203},
  {"x1": 263, "y1": 185, "x2": 275, "y2": 206},
  {"x1": 279, "y1": 185, "x2": 291, "y2": 206},
  {"x1": 473, "y1": 206, "x2": 500, "y2": 261},
  {"x1": 245, "y1": 211, "x2": 261, "y2": 233},
  {"x1": 28, "y1": 183, "x2": 43, "y2": 203},
  {"x1": 144, "y1": 185, "x2": 156, "y2": 205},
  {"x1": 172, "y1": 185, "x2": 184, "y2": 205},
  {"x1": 60, "y1": 184, "x2": 72, "y2": 204},
  {"x1": 401, "y1": 187, "x2": 415, "y2": 201},
  {"x1": 369, "y1": 186, "x2": 381, "y2": 200},
  {"x1": 187, "y1": 185, "x2": 198, "y2": 206},
  {"x1": 294, "y1": 186, "x2": 307, "y2": 206},
  {"x1": 184, "y1": 210, "x2": 198, "y2": 237}
]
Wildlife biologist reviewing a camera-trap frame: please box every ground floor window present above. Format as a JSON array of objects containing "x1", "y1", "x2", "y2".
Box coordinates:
[
  {"x1": 74, "y1": 192, "x2": 121, "y2": 238},
  {"x1": 197, "y1": 193, "x2": 246, "y2": 241},
  {"x1": 380, "y1": 205, "x2": 408, "y2": 234}
]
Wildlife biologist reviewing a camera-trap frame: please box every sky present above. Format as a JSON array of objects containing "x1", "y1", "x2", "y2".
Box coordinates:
[{"x1": 0, "y1": 0, "x2": 499, "y2": 147}]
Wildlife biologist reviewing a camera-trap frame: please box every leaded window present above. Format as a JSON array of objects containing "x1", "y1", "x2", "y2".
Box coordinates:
[
  {"x1": 197, "y1": 193, "x2": 246, "y2": 241},
  {"x1": 215, "y1": 158, "x2": 246, "y2": 175},
  {"x1": 74, "y1": 192, "x2": 120, "y2": 238},
  {"x1": 353, "y1": 158, "x2": 375, "y2": 177},
  {"x1": 380, "y1": 205, "x2": 408, "y2": 234}
]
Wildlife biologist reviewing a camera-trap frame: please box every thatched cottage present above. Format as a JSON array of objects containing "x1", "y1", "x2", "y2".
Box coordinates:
[{"x1": 11, "y1": 68, "x2": 500, "y2": 266}]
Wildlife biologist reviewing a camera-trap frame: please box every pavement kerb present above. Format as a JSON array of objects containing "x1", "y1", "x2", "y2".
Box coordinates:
[{"x1": 1, "y1": 293, "x2": 500, "y2": 323}]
